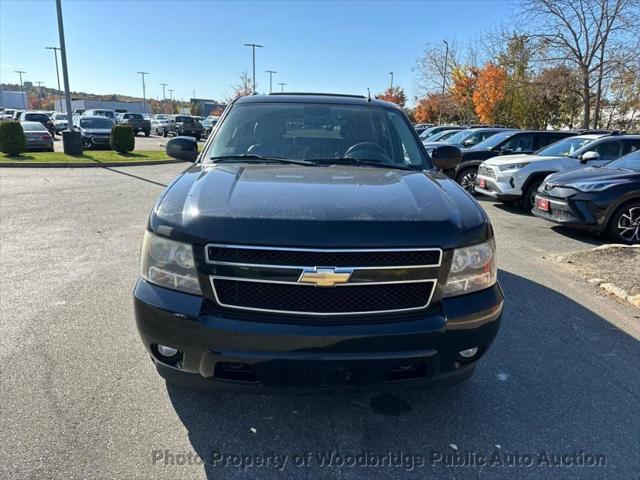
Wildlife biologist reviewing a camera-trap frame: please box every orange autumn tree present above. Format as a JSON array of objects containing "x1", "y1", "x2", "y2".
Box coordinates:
[
  {"x1": 450, "y1": 65, "x2": 478, "y2": 123},
  {"x1": 473, "y1": 63, "x2": 507, "y2": 124},
  {"x1": 377, "y1": 86, "x2": 407, "y2": 108},
  {"x1": 413, "y1": 94, "x2": 441, "y2": 123}
]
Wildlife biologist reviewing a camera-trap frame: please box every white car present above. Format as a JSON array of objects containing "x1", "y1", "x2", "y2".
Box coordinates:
[
  {"x1": 52, "y1": 112, "x2": 69, "y2": 133},
  {"x1": 475, "y1": 133, "x2": 640, "y2": 209}
]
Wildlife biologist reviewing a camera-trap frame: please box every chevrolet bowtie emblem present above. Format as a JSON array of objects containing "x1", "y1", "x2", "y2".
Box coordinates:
[{"x1": 298, "y1": 267, "x2": 353, "y2": 287}]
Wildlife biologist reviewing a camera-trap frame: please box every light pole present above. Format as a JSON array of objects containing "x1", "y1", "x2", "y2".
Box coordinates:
[
  {"x1": 265, "y1": 70, "x2": 277, "y2": 93},
  {"x1": 45, "y1": 47, "x2": 62, "y2": 107},
  {"x1": 15, "y1": 70, "x2": 26, "y2": 109},
  {"x1": 137, "y1": 71, "x2": 149, "y2": 113},
  {"x1": 278, "y1": 82, "x2": 287, "y2": 93},
  {"x1": 389, "y1": 72, "x2": 394, "y2": 89},
  {"x1": 244, "y1": 43, "x2": 263, "y2": 93},
  {"x1": 438, "y1": 40, "x2": 449, "y2": 125},
  {"x1": 160, "y1": 83, "x2": 168, "y2": 100}
]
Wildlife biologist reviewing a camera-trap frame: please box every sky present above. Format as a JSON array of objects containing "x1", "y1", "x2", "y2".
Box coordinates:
[{"x1": 0, "y1": 0, "x2": 511, "y2": 103}]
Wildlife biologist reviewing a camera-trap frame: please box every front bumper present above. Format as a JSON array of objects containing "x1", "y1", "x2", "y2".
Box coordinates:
[
  {"x1": 475, "y1": 168, "x2": 524, "y2": 201},
  {"x1": 82, "y1": 135, "x2": 111, "y2": 148},
  {"x1": 133, "y1": 279, "x2": 503, "y2": 392},
  {"x1": 532, "y1": 192, "x2": 601, "y2": 231}
]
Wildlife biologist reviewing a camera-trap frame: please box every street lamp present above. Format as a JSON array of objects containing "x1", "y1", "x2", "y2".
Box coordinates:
[
  {"x1": 265, "y1": 70, "x2": 277, "y2": 93},
  {"x1": 389, "y1": 72, "x2": 394, "y2": 89},
  {"x1": 15, "y1": 70, "x2": 26, "y2": 109},
  {"x1": 438, "y1": 40, "x2": 449, "y2": 125},
  {"x1": 137, "y1": 71, "x2": 149, "y2": 114},
  {"x1": 278, "y1": 82, "x2": 287, "y2": 93},
  {"x1": 45, "y1": 46, "x2": 62, "y2": 109},
  {"x1": 244, "y1": 43, "x2": 263, "y2": 93}
]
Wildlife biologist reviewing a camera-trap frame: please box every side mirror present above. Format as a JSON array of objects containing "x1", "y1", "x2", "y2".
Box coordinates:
[
  {"x1": 166, "y1": 136, "x2": 198, "y2": 162},
  {"x1": 580, "y1": 150, "x2": 600, "y2": 163},
  {"x1": 430, "y1": 145, "x2": 461, "y2": 171}
]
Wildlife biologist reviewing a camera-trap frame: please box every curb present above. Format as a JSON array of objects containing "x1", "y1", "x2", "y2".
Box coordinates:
[{"x1": 0, "y1": 159, "x2": 186, "y2": 168}]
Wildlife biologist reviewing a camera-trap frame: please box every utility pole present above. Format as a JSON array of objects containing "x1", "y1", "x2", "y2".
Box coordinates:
[
  {"x1": 45, "y1": 47, "x2": 62, "y2": 110},
  {"x1": 265, "y1": 70, "x2": 277, "y2": 93},
  {"x1": 389, "y1": 72, "x2": 394, "y2": 89},
  {"x1": 35, "y1": 81, "x2": 44, "y2": 88},
  {"x1": 438, "y1": 40, "x2": 449, "y2": 125},
  {"x1": 244, "y1": 43, "x2": 263, "y2": 93},
  {"x1": 278, "y1": 82, "x2": 287, "y2": 93},
  {"x1": 137, "y1": 71, "x2": 149, "y2": 113},
  {"x1": 160, "y1": 83, "x2": 168, "y2": 100},
  {"x1": 15, "y1": 70, "x2": 26, "y2": 109}
]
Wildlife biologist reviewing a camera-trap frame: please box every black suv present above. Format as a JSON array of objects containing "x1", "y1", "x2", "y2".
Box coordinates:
[
  {"x1": 134, "y1": 94, "x2": 503, "y2": 392},
  {"x1": 451, "y1": 130, "x2": 576, "y2": 193}
]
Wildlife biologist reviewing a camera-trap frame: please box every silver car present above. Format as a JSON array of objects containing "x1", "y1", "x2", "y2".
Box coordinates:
[{"x1": 21, "y1": 121, "x2": 54, "y2": 151}]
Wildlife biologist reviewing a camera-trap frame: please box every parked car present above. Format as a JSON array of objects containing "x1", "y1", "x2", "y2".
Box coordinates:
[
  {"x1": 20, "y1": 121, "x2": 54, "y2": 151},
  {"x1": 134, "y1": 93, "x2": 503, "y2": 392},
  {"x1": 442, "y1": 127, "x2": 514, "y2": 149},
  {"x1": 475, "y1": 133, "x2": 640, "y2": 209},
  {"x1": 151, "y1": 116, "x2": 170, "y2": 135},
  {"x1": 419, "y1": 125, "x2": 465, "y2": 141},
  {"x1": 82, "y1": 109, "x2": 117, "y2": 124},
  {"x1": 17, "y1": 111, "x2": 55, "y2": 136},
  {"x1": 1, "y1": 108, "x2": 17, "y2": 120},
  {"x1": 423, "y1": 128, "x2": 464, "y2": 144},
  {"x1": 162, "y1": 115, "x2": 203, "y2": 140},
  {"x1": 51, "y1": 112, "x2": 69, "y2": 134},
  {"x1": 532, "y1": 150, "x2": 640, "y2": 244},
  {"x1": 116, "y1": 112, "x2": 151, "y2": 136},
  {"x1": 74, "y1": 115, "x2": 113, "y2": 149},
  {"x1": 449, "y1": 130, "x2": 577, "y2": 193},
  {"x1": 201, "y1": 115, "x2": 219, "y2": 137}
]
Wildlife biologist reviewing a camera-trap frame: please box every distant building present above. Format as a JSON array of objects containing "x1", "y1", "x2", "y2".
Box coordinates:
[
  {"x1": 54, "y1": 97, "x2": 148, "y2": 114},
  {"x1": 0, "y1": 89, "x2": 28, "y2": 109},
  {"x1": 190, "y1": 98, "x2": 226, "y2": 116}
]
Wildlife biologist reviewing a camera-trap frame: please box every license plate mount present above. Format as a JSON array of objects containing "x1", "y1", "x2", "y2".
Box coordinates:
[{"x1": 536, "y1": 197, "x2": 550, "y2": 212}]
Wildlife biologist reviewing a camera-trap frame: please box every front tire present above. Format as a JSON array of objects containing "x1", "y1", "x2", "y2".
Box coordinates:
[
  {"x1": 456, "y1": 167, "x2": 478, "y2": 195},
  {"x1": 608, "y1": 201, "x2": 640, "y2": 244},
  {"x1": 521, "y1": 179, "x2": 543, "y2": 211}
]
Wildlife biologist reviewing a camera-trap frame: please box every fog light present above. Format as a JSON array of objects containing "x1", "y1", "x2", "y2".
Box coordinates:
[
  {"x1": 459, "y1": 347, "x2": 479, "y2": 359},
  {"x1": 157, "y1": 344, "x2": 178, "y2": 357}
]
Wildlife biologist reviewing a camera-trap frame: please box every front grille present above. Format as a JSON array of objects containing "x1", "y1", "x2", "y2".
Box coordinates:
[
  {"x1": 213, "y1": 279, "x2": 435, "y2": 315},
  {"x1": 206, "y1": 244, "x2": 442, "y2": 317},
  {"x1": 478, "y1": 165, "x2": 496, "y2": 179},
  {"x1": 207, "y1": 245, "x2": 441, "y2": 267},
  {"x1": 92, "y1": 136, "x2": 110, "y2": 144}
]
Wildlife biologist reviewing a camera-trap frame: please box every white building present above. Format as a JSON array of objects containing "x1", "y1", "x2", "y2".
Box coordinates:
[{"x1": 0, "y1": 89, "x2": 28, "y2": 109}]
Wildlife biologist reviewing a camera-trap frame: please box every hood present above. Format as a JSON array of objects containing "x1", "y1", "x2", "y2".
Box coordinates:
[
  {"x1": 546, "y1": 166, "x2": 640, "y2": 185},
  {"x1": 150, "y1": 164, "x2": 490, "y2": 249}
]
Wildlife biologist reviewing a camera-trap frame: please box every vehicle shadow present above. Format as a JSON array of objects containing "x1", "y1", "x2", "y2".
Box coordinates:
[{"x1": 165, "y1": 270, "x2": 639, "y2": 480}]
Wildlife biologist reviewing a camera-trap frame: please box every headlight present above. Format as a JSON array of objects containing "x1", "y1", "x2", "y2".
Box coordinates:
[
  {"x1": 498, "y1": 162, "x2": 529, "y2": 171},
  {"x1": 140, "y1": 231, "x2": 202, "y2": 295},
  {"x1": 566, "y1": 180, "x2": 626, "y2": 192},
  {"x1": 443, "y1": 239, "x2": 497, "y2": 298}
]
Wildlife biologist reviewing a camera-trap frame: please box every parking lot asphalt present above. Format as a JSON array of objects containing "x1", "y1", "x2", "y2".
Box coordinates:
[
  {"x1": 1, "y1": 164, "x2": 638, "y2": 480},
  {"x1": 52, "y1": 132, "x2": 207, "y2": 152}
]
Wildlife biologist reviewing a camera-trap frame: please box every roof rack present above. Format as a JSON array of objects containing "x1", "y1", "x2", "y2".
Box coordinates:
[{"x1": 267, "y1": 92, "x2": 366, "y2": 99}]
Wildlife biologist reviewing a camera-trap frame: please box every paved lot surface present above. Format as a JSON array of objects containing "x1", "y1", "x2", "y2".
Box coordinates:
[
  {"x1": 1, "y1": 164, "x2": 638, "y2": 480},
  {"x1": 53, "y1": 133, "x2": 208, "y2": 152}
]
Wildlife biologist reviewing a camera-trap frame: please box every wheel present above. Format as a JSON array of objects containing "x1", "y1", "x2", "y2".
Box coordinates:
[
  {"x1": 195, "y1": 133, "x2": 201, "y2": 141},
  {"x1": 456, "y1": 167, "x2": 478, "y2": 195},
  {"x1": 608, "y1": 201, "x2": 640, "y2": 244},
  {"x1": 144, "y1": 131, "x2": 150, "y2": 137},
  {"x1": 163, "y1": 129, "x2": 168, "y2": 138},
  {"x1": 521, "y1": 179, "x2": 543, "y2": 211}
]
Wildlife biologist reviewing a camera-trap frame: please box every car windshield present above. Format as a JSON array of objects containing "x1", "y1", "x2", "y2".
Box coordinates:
[
  {"x1": 80, "y1": 118, "x2": 113, "y2": 128},
  {"x1": 205, "y1": 102, "x2": 427, "y2": 168},
  {"x1": 25, "y1": 114, "x2": 49, "y2": 122},
  {"x1": 606, "y1": 150, "x2": 640, "y2": 171},
  {"x1": 446, "y1": 130, "x2": 474, "y2": 144},
  {"x1": 472, "y1": 131, "x2": 515, "y2": 149},
  {"x1": 128, "y1": 113, "x2": 143, "y2": 119},
  {"x1": 536, "y1": 136, "x2": 595, "y2": 157},
  {"x1": 21, "y1": 122, "x2": 47, "y2": 132},
  {"x1": 54, "y1": 114, "x2": 67, "y2": 120},
  {"x1": 426, "y1": 129, "x2": 459, "y2": 142}
]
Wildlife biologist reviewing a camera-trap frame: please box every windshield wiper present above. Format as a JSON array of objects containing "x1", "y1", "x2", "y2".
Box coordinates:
[
  {"x1": 308, "y1": 157, "x2": 416, "y2": 171},
  {"x1": 208, "y1": 154, "x2": 314, "y2": 166}
]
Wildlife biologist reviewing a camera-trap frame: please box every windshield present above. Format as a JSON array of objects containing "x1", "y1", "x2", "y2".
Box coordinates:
[
  {"x1": 472, "y1": 131, "x2": 515, "y2": 150},
  {"x1": 54, "y1": 114, "x2": 67, "y2": 120},
  {"x1": 607, "y1": 150, "x2": 640, "y2": 171},
  {"x1": 205, "y1": 103, "x2": 427, "y2": 168},
  {"x1": 80, "y1": 118, "x2": 113, "y2": 129},
  {"x1": 446, "y1": 130, "x2": 473, "y2": 144},
  {"x1": 21, "y1": 122, "x2": 47, "y2": 132},
  {"x1": 536, "y1": 136, "x2": 596, "y2": 157}
]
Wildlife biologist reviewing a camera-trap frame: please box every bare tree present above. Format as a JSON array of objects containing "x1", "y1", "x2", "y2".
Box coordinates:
[
  {"x1": 225, "y1": 72, "x2": 253, "y2": 102},
  {"x1": 520, "y1": 0, "x2": 640, "y2": 128}
]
